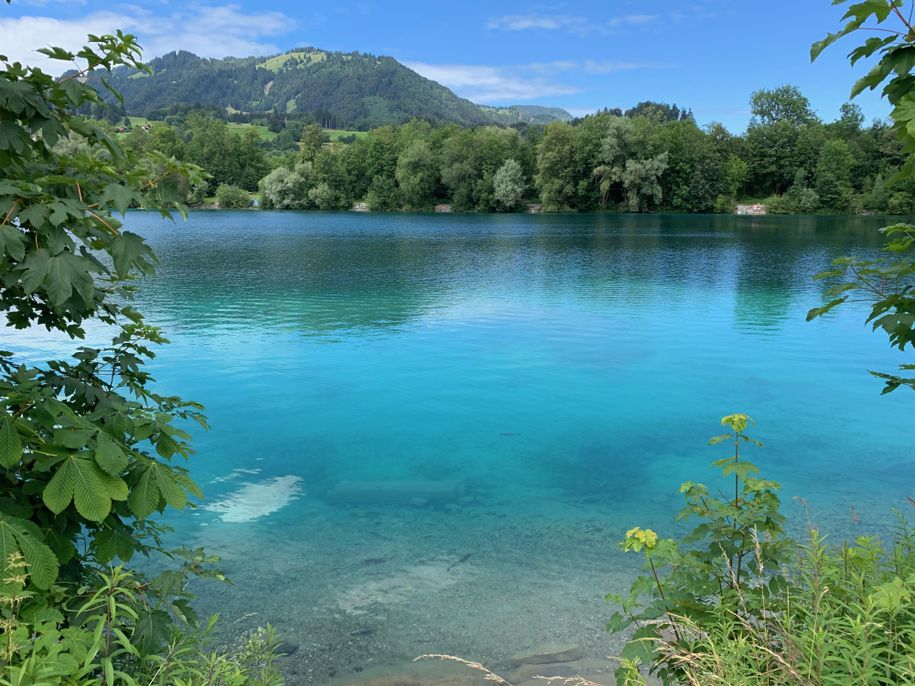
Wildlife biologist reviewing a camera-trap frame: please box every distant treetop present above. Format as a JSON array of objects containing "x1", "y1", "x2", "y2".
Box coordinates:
[{"x1": 750, "y1": 85, "x2": 817, "y2": 127}]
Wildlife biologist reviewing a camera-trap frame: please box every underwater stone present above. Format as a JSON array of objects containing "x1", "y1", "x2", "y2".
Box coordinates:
[
  {"x1": 509, "y1": 657, "x2": 615, "y2": 684},
  {"x1": 327, "y1": 479, "x2": 466, "y2": 506},
  {"x1": 510, "y1": 644, "x2": 586, "y2": 667},
  {"x1": 276, "y1": 640, "x2": 299, "y2": 656},
  {"x1": 509, "y1": 666, "x2": 574, "y2": 684}
]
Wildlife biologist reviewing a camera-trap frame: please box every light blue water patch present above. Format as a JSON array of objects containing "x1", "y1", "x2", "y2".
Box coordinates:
[{"x1": 3, "y1": 211, "x2": 913, "y2": 683}]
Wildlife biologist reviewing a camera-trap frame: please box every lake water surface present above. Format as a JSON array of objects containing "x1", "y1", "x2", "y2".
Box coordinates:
[{"x1": 7, "y1": 212, "x2": 914, "y2": 684}]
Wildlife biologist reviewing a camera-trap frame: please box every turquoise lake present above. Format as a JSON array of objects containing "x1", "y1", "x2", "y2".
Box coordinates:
[{"x1": 6, "y1": 211, "x2": 915, "y2": 683}]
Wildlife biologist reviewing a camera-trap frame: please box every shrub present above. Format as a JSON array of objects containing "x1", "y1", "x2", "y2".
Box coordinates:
[
  {"x1": 366, "y1": 176, "x2": 400, "y2": 211},
  {"x1": 493, "y1": 158, "x2": 526, "y2": 211},
  {"x1": 215, "y1": 184, "x2": 251, "y2": 209},
  {"x1": 888, "y1": 191, "x2": 915, "y2": 215},
  {"x1": 761, "y1": 194, "x2": 793, "y2": 214},
  {"x1": 608, "y1": 414, "x2": 792, "y2": 683},
  {"x1": 260, "y1": 164, "x2": 312, "y2": 209},
  {"x1": 789, "y1": 185, "x2": 820, "y2": 213},
  {"x1": 608, "y1": 415, "x2": 915, "y2": 686},
  {"x1": 306, "y1": 181, "x2": 338, "y2": 210},
  {"x1": 0, "y1": 25, "x2": 284, "y2": 686},
  {"x1": 713, "y1": 194, "x2": 735, "y2": 214},
  {"x1": 0, "y1": 554, "x2": 284, "y2": 686},
  {"x1": 618, "y1": 520, "x2": 915, "y2": 685}
]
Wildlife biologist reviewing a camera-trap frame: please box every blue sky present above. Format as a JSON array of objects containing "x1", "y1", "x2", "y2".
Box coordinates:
[{"x1": 0, "y1": 0, "x2": 896, "y2": 131}]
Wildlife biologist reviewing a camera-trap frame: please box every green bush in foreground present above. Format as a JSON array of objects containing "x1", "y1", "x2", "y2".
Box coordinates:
[
  {"x1": 609, "y1": 415, "x2": 914, "y2": 686},
  {"x1": 0, "y1": 16, "x2": 282, "y2": 686},
  {"x1": 1, "y1": 555, "x2": 284, "y2": 686}
]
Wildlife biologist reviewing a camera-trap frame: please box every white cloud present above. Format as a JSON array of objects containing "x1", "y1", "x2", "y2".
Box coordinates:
[
  {"x1": 525, "y1": 60, "x2": 579, "y2": 74},
  {"x1": 405, "y1": 61, "x2": 581, "y2": 103},
  {"x1": 581, "y1": 60, "x2": 656, "y2": 74},
  {"x1": 1, "y1": 12, "x2": 135, "y2": 72},
  {"x1": 486, "y1": 12, "x2": 658, "y2": 35},
  {"x1": 137, "y1": 4, "x2": 293, "y2": 60},
  {"x1": 606, "y1": 14, "x2": 658, "y2": 27},
  {"x1": 669, "y1": 2, "x2": 729, "y2": 23},
  {"x1": 20, "y1": 0, "x2": 87, "y2": 6},
  {"x1": 486, "y1": 13, "x2": 590, "y2": 33},
  {"x1": 405, "y1": 58, "x2": 663, "y2": 104},
  {"x1": 527, "y1": 60, "x2": 658, "y2": 75},
  {"x1": 0, "y1": 4, "x2": 296, "y2": 75}
]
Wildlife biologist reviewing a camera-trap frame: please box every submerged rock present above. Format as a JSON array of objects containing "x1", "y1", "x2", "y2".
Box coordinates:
[
  {"x1": 510, "y1": 663, "x2": 575, "y2": 680},
  {"x1": 509, "y1": 657, "x2": 615, "y2": 684},
  {"x1": 509, "y1": 644, "x2": 586, "y2": 667},
  {"x1": 320, "y1": 658, "x2": 487, "y2": 686},
  {"x1": 276, "y1": 640, "x2": 299, "y2": 656},
  {"x1": 327, "y1": 479, "x2": 466, "y2": 507}
]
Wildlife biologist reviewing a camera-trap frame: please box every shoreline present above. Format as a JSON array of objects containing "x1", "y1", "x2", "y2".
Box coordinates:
[{"x1": 180, "y1": 206, "x2": 913, "y2": 219}]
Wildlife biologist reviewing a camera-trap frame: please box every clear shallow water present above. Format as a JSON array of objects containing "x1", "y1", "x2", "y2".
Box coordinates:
[{"x1": 6, "y1": 212, "x2": 915, "y2": 684}]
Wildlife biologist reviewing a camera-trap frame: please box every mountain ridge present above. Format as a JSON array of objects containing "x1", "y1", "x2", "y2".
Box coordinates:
[{"x1": 91, "y1": 47, "x2": 573, "y2": 130}]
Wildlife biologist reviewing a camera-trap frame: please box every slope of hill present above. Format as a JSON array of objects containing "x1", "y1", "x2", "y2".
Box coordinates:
[
  {"x1": 479, "y1": 105, "x2": 574, "y2": 126},
  {"x1": 92, "y1": 48, "x2": 572, "y2": 130}
]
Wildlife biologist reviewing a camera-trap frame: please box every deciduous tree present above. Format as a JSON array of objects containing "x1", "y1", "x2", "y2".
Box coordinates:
[{"x1": 492, "y1": 158, "x2": 526, "y2": 211}]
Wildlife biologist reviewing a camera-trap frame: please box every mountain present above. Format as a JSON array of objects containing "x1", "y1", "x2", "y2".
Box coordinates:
[
  {"x1": 479, "y1": 105, "x2": 574, "y2": 126},
  {"x1": 91, "y1": 48, "x2": 572, "y2": 130}
]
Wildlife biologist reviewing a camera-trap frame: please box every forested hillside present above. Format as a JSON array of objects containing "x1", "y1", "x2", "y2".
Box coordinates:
[
  {"x1": 87, "y1": 48, "x2": 572, "y2": 130},
  {"x1": 481, "y1": 105, "x2": 574, "y2": 126}
]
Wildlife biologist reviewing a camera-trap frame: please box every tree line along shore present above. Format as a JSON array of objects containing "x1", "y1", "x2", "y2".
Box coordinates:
[{"x1": 105, "y1": 87, "x2": 915, "y2": 216}]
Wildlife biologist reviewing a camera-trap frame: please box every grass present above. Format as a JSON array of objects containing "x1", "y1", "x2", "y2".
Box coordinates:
[
  {"x1": 114, "y1": 117, "x2": 353, "y2": 145},
  {"x1": 111, "y1": 116, "x2": 150, "y2": 138},
  {"x1": 257, "y1": 50, "x2": 326, "y2": 73},
  {"x1": 227, "y1": 122, "x2": 277, "y2": 142},
  {"x1": 114, "y1": 118, "x2": 276, "y2": 143},
  {"x1": 326, "y1": 128, "x2": 367, "y2": 142}
]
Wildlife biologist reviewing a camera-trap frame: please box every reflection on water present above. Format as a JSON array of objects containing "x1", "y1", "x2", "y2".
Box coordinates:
[
  {"x1": 3, "y1": 211, "x2": 912, "y2": 685},
  {"x1": 134, "y1": 212, "x2": 893, "y2": 339}
]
